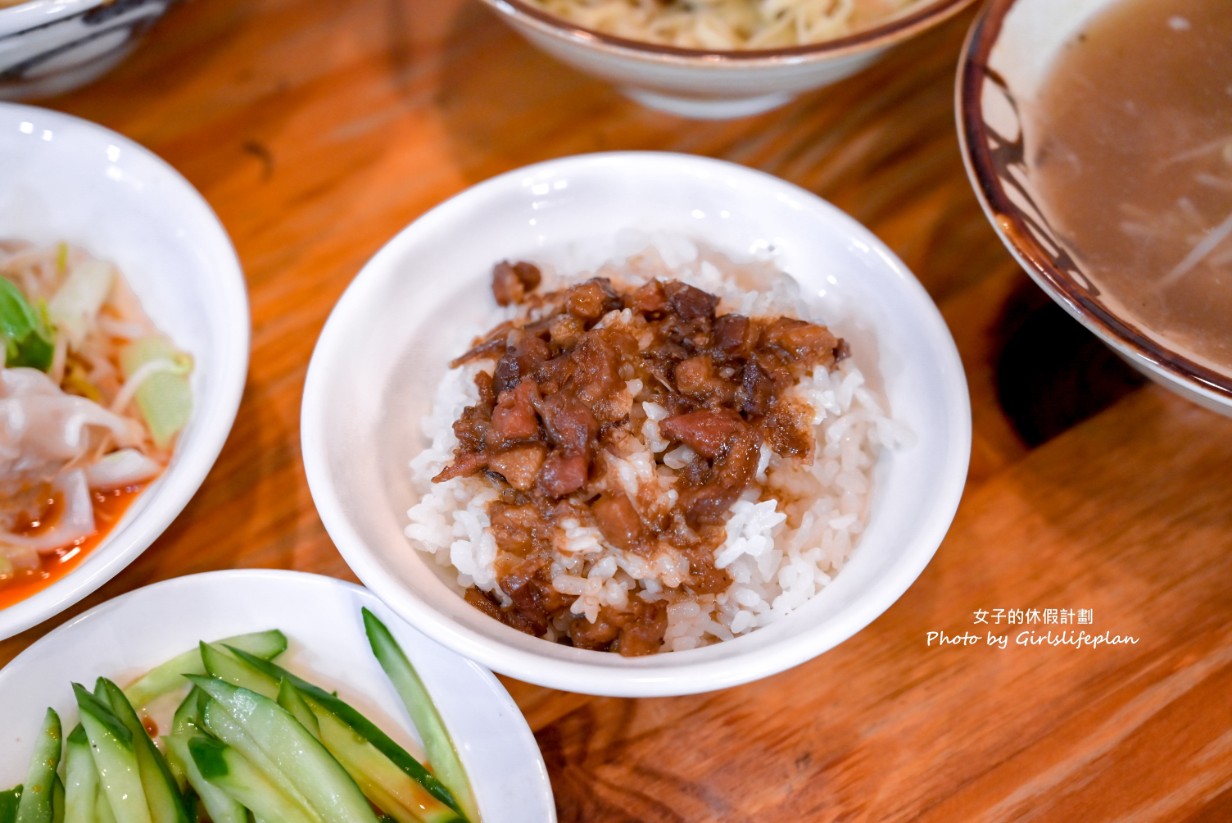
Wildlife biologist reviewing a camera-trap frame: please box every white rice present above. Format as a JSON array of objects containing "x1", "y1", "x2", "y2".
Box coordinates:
[{"x1": 405, "y1": 236, "x2": 910, "y2": 652}]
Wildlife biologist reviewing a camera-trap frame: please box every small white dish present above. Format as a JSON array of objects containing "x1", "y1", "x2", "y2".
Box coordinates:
[
  {"x1": 302, "y1": 151, "x2": 970, "y2": 697},
  {"x1": 0, "y1": 103, "x2": 248, "y2": 639},
  {"x1": 0, "y1": 569, "x2": 556, "y2": 823}
]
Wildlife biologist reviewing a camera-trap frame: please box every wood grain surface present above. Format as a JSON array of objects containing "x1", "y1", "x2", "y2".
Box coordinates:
[{"x1": 3, "y1": 1, "x2": 1231, "y2": 820}]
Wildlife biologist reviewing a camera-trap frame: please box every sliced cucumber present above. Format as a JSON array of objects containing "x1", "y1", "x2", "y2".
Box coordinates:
[
  {"x1": 275, "y1": 680, "x2": 320, "y2": 738},
  {"x1": 364, "y1": 608, "x2": 477, "y2": 822},
  {"x1": 196, "y1": 692, "x2": 315, "y2": 813},
  {"x1": 199, "y1": 643, "x2": 278, "y2": 700},
  {"x1": 49, "y1": 778, "x2": 63, "y2": 823},
  {"x1": 186, "y1": 736, "x2": 319, "y2": 823},
  {"x1": 171, "y1": 688, "x2": 207, "y2": 737},
  {"x1": 91, "y1": 678, "x2": 190, "y2": 823},
  {"x1": 125, "y1": 629, "x2": 288, "y2": 710},
  {"x1": 201, "y1": 646, "x2": 458, "y2": 822},
  {"x1": 92, "y1": 790, "x2": 114, "y2": 823},
  {"x1": 62, "y1": 726, "x2": 98, "y2": 823},
  {"x1": 162, "y1": 734, "x2": 248, "y2": 823},
  {"x1": 0, "y1": 787, "x2": 21, "y2": 823},
  {"x1": 227, "y1": 648, "x2": 460, "y2": 814},
  {"x1": 190, "y1": 676, "x2": 379, "y2": 823},
  {"x1": 15, "y1": 707, "x2": 61, "y2": 823},
  {"x1": 311, "y1": 700, "x2": 465, "y2": 823},
  {"x1": 73, "y1": 684, "x2": 151, "y2": 823}
]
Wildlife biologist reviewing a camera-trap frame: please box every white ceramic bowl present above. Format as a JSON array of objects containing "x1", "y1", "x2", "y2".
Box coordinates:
[
  {"x1": 0, "y1": 0, "x2": 181, "y2": 100},
  {"x1": 0, "y1": 103, "x2": 248, "y2": 639},
  {"x1": 478, "y1": 0, "x2": 976, "y2": 118},
  {"x1": 957, "y1": 0, "x2": 1232, "y2": 415},
  {"x1": 0, "y1": 570, "x2": 556, "y2": 822},
  {"x1": 302, "y1": 152, "x2": 970, "y2": 697}
]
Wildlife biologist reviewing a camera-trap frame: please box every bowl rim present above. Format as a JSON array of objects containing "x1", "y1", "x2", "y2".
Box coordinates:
[
  {"x1": 0, "y1": 102, "x2": 250, "y2": 639},
  {"x1": 0, "y1": 0, "x2": 107, "y2": 35},
  {"x1": 955, "y1": 0, "x2": 1232, "y2": 402},
  {"x1": 480, "y1": 0, "x2": 978, "y2": 65},
  {"x1": 301, "y1": 150, "x2": 971, "y2": 697}
]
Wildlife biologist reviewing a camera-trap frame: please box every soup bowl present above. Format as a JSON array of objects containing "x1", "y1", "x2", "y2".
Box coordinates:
[
  {"x1": 957, "y1": 0, "x2": 1232, "y2": 415},
  {"x1": 302, "y1": 152, "x2": 970, "y2": 696},
  {"x1": 478, "y1": 0, "x2": 977, "y2": 119}
]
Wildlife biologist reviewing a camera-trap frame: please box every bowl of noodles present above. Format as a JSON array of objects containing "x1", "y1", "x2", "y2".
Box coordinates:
[
  {"x1": 302, "y1": 152, "x2": 970, "y2": 696},
  {"x1": 0, "y1": 103, "x2": 248, "y2": 639},
  {"x1": 477, "y1": 0, "x2": 978, "y2": 118}
]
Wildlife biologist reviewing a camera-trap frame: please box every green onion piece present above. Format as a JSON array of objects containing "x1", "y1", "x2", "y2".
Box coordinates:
[{"x1": 0, "y1": 276, "x2": 54, "y2": 371}]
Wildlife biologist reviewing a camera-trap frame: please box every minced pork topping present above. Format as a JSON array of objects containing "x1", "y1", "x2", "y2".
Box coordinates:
[{"x1": 434, "y1": 261, "x2": 847, "y2": 655}]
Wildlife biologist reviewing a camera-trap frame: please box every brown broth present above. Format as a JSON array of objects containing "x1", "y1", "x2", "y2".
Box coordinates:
[{"x1": 1027, "y1": 0, "x2": 1232, "y2": 373}]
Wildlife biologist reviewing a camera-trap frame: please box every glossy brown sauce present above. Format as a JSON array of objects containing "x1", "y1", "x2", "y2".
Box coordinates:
[
  {"x1": 0, "y1": 485, "x2": 144, "y2": 610},
  {"x1": 1027, "y1": 0, "x2": 1232, "y2": 373},
  {"x1": 442, "y1": 265, "x2": 844, "y2": 654}
]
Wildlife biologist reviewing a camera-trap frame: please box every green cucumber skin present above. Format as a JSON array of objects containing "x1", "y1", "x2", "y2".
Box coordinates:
[
  {"x1": 313, "y1": 706, "x2": 465, "y2": 823},
  {"x1": 198, "y1": 696, "x2": 316, "y2": 813},
  {"x1": 201, "y1": 648, "x2": 458, "y2": 823},
  {"x1": 125, "y1": 630, "x2": 288, "y2": 711},
  {"x1": 189, "y1": 676, "x2": 379, "y2": 823},
  {"x1": 226, "y1": 648, "x2": 461, "y2": 814},
  {"x1": 62, "y1": 726, "x2": 98, "y2": 823},
  {"x1": 73, "y1": 684, "x2": 152, "y2": 823},
  {"x1": 49, "y1": 777, "x2": 63, "y2": 823},
  {"x1": 92, "y1": 679, "x2": 190, "y2": 823},
  {"x1": 15, "y1": 707, "x2": 61, "y2": 823},
  {"x1": 199, "y1": 643, "x2": 278, "y2": 700},
  {"x1": 0, "y1": 787, "x2": 21, "y2": 823},
  {"x1": 171, "y1": 689, "x2": 207, "y2": 737},
  {"x1": 275, "y1": 680, "x2": 321, "y2": 738},
  {"x1": 185, "y1": 737, "x2": 319, "y2": 823},
  {"x1": 363, "y1": 609, "x2": 477, "y2": 823},
  {"x1": 162, "y1": 735, "x2": 248, "y2": 823}
]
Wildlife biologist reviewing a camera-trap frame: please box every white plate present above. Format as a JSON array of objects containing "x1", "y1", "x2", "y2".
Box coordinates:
[
  {"x1": 0, "y1": 570, "x2": 556, "y2": 823},
  {"x1": 0, "y1": 103, "x2": 249, "y2": 639},
  {"x1": 302, "y1": 151, "x2": 971, "y2": 697}
]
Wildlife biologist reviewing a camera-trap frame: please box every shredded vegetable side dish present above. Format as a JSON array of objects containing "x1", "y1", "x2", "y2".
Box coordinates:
[{"x1": 0, "y1": 241, "x2": 193, "y2": 601}]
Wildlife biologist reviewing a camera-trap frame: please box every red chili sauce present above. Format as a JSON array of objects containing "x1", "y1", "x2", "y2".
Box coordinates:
[{"x1": 0, "y1": 485, "x2": 144, "y2": 610}]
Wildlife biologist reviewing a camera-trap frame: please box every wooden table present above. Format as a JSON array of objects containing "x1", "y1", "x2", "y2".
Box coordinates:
[{"x1": 4, "y1": 1, "x2": 1231, "y2": 819}]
